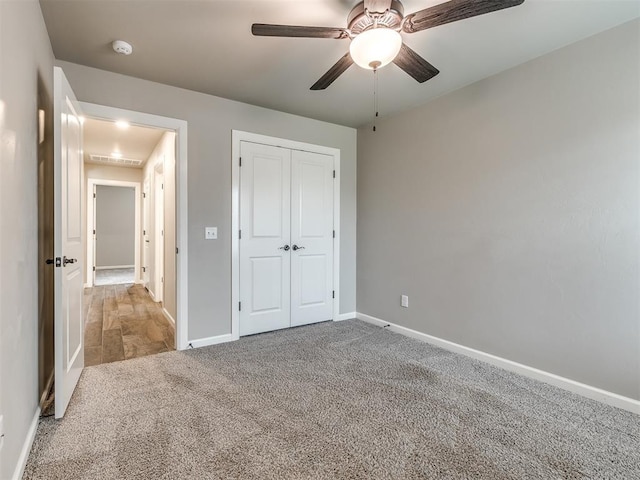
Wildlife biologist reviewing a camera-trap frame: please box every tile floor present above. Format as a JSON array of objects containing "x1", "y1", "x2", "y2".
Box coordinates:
[
  {"x1": 94, "y1": 267, "x2": 135, "y2": 286},
  {"x1": 84, "y1": 283, "x2": 175, "y2": 366}
]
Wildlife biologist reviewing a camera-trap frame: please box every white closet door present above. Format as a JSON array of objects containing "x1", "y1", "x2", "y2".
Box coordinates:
[
  {"x1": 239, "y1": 142, "x2": 291, "y2": 336},
  {"x1": 290, "y1": 150, "x2": 334, "y2": 327}
]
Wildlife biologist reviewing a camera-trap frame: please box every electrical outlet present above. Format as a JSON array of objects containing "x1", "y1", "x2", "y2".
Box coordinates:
[
  {"x1": 401, "y1": 295, "x2": 409, "y2": 308},
  {"x1": 205, "y1": 227, "x2": 218, "y2": 240}
]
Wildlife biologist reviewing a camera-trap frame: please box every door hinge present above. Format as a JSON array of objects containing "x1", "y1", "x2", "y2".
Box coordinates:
[
  {"x1": 239, "y1": 302, "x2": 242, "y2": 311},
  {"x1": 333, "y1": 230, "x2": 335, "y2": 238},
  {"x1": 333, "y1": 170, "x2": 336, "y2": 178},
  {"x1": 239, "y1": 230, "x2": 242, "y2": 239},
  {"x1": 332, "y1": 290, "x2": 335, "y2": 299},
  {"x1": 239, "y1": 157, "x2": 242, "y2": 167}
]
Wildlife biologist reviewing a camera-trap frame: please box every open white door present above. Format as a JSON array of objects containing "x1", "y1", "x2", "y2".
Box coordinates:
[{"x1": 54, "y1": 67, "x2": 84, "y2": 418}]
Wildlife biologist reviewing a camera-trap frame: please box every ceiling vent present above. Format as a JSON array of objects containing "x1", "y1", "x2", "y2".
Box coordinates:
[{"x1": 89, "y1": 154, "x2": 143, "y2": 167}]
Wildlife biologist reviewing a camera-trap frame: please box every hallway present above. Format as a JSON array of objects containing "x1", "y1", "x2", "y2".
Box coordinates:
[{"x1": 84, "y1": 284, "x2": 175, "y2": 366}]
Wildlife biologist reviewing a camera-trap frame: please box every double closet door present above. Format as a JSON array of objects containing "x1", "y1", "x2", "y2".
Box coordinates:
[{"x1": 239, "y1": 141, "x2": 334, "y2": 336}]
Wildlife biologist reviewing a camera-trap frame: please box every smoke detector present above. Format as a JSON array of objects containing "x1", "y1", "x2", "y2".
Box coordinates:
[{"x1": 112, "y1": 40, "x2": 133, "y2": 55}]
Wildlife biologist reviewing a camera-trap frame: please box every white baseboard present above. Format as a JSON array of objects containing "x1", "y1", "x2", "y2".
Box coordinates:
[
  {"x1": 12, "y1": 407, "x2": 41, "y2": 480},
  {"x1": 162, "y1": 307, "x2": 176, "y2": 327},
  {"x1": 95, "y1": 265, "x2": 134, "y2": 270},
  {"x1": 356, "y1": 312, "x2": 640, "y2": 415},
  {"x1": 335, "y1": 312, "x2": 356, "y2": 321},
  {"x1": 188, "y1": 333, "x2": 235, "y2": 349}
]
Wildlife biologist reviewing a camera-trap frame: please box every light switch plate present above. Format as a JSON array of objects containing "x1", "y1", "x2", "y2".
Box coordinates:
[{"x1": 205, "y1": 227, "x2": 218, "y2": 240}]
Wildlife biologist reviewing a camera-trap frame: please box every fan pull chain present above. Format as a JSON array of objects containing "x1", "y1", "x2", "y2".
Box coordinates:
[{"x1": 373, "y1": 67, "x2": 379, "y2": 132}]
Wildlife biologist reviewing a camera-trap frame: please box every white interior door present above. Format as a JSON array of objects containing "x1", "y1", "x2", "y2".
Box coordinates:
[
  {"x1": 53, "y1": 67, "x2": 84, "y2": 418},
  {"x1": 154, "y1": 167, "x2": 164, "y2": 303},
  {"x1": 91, "y1": 184, "x2": 96, "y2": 285},
  {"x1": 143, "y1": 176, "x2": 150, "y2": 287},
  {"x1": 239, "y1": 142, "x2": 291, "y2": 336},
  {"x1": 290, "y1": 150, "x2": 334, "y2": 327}
]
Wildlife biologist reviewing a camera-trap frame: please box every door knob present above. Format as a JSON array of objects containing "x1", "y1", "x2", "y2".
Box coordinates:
[
  {"x1": 62, "y1": 256, "x2": 77, "y2": 266},
  {"x1": 278, "y1": 245, "x2": 290, "y2": 251},
  {"x1": 292, "y1": 245, "x2": 305, "y2": 251}
]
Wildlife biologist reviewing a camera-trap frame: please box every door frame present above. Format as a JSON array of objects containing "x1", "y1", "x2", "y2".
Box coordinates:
[
  {"x1": 231, "y1": 130, "x2": 341, "y2": 341},
  {"x1": 86, "y1": 179, "x2": 141, "y2": 287},
  {"x1": 80, "y1": 102, "x2": 189, "y2": 350}
]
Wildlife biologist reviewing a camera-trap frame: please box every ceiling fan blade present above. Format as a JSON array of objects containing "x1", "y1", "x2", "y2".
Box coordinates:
[
  {"x1": 310, "y1": 52, "x2": 354, "y2": 90},
  {"x1": 252, "y1": 24, "x2": 348, "y2": 39},
  {"x1": 393, "y1": 43, "x2": 439, "y2": 83},
  {"x1": 364, "y1": 0, "x2": 393, "y2": 14},
  {"x1": 403, "y1": 0, "x2": 525, "y2": 34}
]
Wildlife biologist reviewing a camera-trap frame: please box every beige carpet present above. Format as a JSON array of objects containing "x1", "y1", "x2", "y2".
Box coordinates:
[{"x1": 24, "y1": 320, "x2": 639, "y2": 479}]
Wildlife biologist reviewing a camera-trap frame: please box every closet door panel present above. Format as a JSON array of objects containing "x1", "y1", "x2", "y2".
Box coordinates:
[
  {"x1": 239, "y1": 142, "x2": 291, "y2": 336},
  {"x1": 290, "y1": 150, "x2": 334, "y2": 327}
]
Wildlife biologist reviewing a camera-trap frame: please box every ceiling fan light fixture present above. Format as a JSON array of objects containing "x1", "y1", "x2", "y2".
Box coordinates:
[{"x1": 349, "y1": 27, "x2": 402, "y2": 70}]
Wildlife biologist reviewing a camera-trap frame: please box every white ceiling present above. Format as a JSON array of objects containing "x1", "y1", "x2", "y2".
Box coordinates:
[
  {"x1": 83, "y1": 117, "x2": 165, "y2": 168},
  {"x1": 40, "y1": 0, "x2": 640, "y2": 127}
]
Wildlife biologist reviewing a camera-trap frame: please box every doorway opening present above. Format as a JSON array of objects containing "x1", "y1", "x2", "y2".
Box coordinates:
[
  {"x1": 82, "y1": 115, "x2": 177, "y2": 366},
  {"x1": 92, "y1": 183, "x2": 138, "y2": 286}
]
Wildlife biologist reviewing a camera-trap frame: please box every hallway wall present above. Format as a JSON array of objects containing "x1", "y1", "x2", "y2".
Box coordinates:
[
  {"x1": 143, "y1": 131, "x2": 177, "y2": 319},
  {"x1": 0, "y1": 1, "x2": 55, "y2": 478},
  {"x1": 95, "y1": 185, "x2": 136, "y2": 268}
]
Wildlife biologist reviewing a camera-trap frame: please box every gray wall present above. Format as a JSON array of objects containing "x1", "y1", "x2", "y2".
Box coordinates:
[
  {"x1": 57, "y1": 60, "x2": 357, "y2": 340},
  {"x1": 357, "y1": 20, "x2": 640, "y2": 400},
  {"x1": 95, "y1": 185, "x2": 135, "y2": 267},
  {"x1": 0, "y1": 1, "x2": 54, "y2": 478}
]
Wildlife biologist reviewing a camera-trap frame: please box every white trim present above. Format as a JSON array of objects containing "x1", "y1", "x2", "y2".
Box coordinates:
[
  {"x1": 80, "y1": 102, "x2": 189, "y2": 350},
  {"x1": 356, "y1": 313, "x2": 640, "y2": 414},
  {"x1": 11, "y1": 408, "x2": 40, "y2": 480},
  {"x1": 231, "y1": 130, "x2": 341, "y2": 340},
  {"x1": 336, "y1": 312, "x2": 356, "y2": 321},
  {"x1": 87, "y1": 179, "x2": 141, "y2": 287},
  {"x1": 188, "y1": 334, "x2": 234, "y2": 349},
  {"x1": 95, "y1": 265, "x2": 135, "y2": 270},
  {"x1": 162, "y1": 307, "x2": 176, "y2": 329},
  {"x1": 148, "y1": 288, "x2": 157, "y2": 303}
]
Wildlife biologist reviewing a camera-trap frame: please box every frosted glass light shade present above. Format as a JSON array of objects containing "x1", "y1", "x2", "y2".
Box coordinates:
[{"x1": 349, "y1": 27, "x2": 402, "y2": 70}]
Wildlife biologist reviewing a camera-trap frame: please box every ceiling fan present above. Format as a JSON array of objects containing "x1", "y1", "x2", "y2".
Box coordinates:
[{"x1": 252, "y1": 0, "x2": 525, "y2": 90}]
